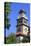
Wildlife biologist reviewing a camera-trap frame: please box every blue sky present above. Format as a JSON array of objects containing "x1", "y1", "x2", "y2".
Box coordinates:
[{"x1": 6, "y1": 2, "x2": 30, "y2": 37}]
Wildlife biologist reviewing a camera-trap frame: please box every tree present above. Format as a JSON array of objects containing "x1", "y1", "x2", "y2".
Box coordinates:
[
  {"x1": 4, "y1": 2, "x2": 11, "y2": 44},
  {"x1": 6, "y1": 33, "x2": 16, "y2": 44},
  {"x1": 4, "y1": 2, "x2": 11, "y2": 29},
  {"x1": 22, "y1": 36, "x2": 30, "y2": 43}
]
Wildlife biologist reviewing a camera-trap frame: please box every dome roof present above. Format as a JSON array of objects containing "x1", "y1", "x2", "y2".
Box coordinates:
[
  {"x1": 17, "y1": 9, "x2": 28, "y2": 20},
  {"x1": 19, "y1": 9, "x2": 26, "y2": 14}
]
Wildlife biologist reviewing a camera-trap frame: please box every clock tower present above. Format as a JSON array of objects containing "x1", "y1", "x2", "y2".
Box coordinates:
[{"x1": 16, "y1": 9, "x2": 29, "y2": 42}]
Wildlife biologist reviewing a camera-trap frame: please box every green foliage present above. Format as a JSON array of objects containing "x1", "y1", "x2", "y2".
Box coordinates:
[
  {"x1": 5, "y1": 33, "x2": 16, "y2": 44},
  {"x1": 4, "y1": 2, "x2": 11, "y2": 29},
  {"x1": 4, "y1": 33, "x2": 30, "y2": 44},
  {"x1": 22, "y1": 36, "x2": 30, "y2": 43}
]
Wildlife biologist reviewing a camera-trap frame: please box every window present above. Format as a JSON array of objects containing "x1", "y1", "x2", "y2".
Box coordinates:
[
  {"x1": 20, "y1": 21, "x2": 22, "y2": 23},
  {"x1": 17, "y1": 20, "x2": 22, "y2": 24},
  {"x1": 24, "y1": 20, "x2": 27, "y2": 24}
]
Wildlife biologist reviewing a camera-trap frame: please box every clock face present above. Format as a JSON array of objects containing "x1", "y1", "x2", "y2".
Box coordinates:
[
  {"x1": 23, "y1": 26, "x2": 28, "y2": 35},
  {"x1": 24, "y1": 28, "x2": 28, "y2": 32}
]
